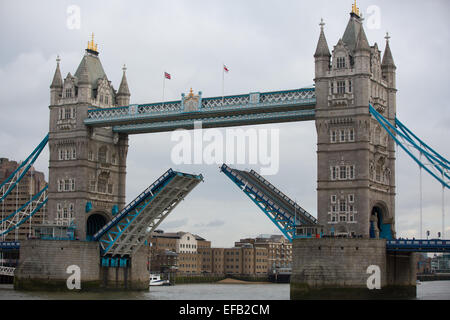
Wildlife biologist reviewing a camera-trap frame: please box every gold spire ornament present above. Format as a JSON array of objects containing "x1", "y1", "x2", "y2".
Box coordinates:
[
  {"x1": 87, "y1": 32, "x2": 98, "y2": 53},
  {"x1": 351, "y1": 0, "x2": 360, "y2": 16}
]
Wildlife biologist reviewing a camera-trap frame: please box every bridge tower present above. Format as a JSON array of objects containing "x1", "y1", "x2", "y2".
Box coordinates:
[
  {"x1": 314, "y1": 9, "x2": 397, "y2": 239},
  {"x1": 47, "y1": 35, "x2": 130, "y2": 240}
]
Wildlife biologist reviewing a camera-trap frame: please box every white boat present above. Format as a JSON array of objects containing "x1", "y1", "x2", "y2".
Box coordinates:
[{"x1": 149, "y1": 274, "x2": 170, "y2": 286}]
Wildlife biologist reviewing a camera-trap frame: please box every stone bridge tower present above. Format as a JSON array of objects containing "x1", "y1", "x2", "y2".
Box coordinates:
[
  {"x1": 314, "y1": 8, "x2": 397, "y2": 238},
  {"x1": 48, "y1": 35, "x2": 130, "y2": 240}
]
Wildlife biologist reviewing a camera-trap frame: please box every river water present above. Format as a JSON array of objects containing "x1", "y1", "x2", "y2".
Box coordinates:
[{"x1": 0, "y1": 281, "x2": 449, "y2": 300}]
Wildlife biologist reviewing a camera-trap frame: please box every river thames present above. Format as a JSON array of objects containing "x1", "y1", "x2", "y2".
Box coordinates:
[{"x1": 0, "y1": 281, "x2": 449, "y2": 300}]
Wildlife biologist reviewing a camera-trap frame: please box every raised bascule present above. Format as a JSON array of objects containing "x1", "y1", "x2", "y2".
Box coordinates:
[{"x1": 1, "y1": 3, "x2": 449, "y2": 297}]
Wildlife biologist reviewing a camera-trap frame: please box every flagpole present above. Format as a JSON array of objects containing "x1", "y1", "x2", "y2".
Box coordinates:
[
  {"x1": 162, "y1": 72, "x2": 166, "y2": 104},
  {"x1": 222, "y1": 63, "x2": 225, "y2": 104}
]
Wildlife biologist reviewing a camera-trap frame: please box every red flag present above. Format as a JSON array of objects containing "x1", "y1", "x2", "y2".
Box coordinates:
[
  {"x1": 164, "y1": 72, "x2": 171, "y2": 79},
  {"x1": 223, "y1": 65, "x2": 229, "y2": 73}
]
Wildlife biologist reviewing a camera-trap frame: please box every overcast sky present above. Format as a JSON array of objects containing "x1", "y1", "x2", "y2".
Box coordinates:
[{"x1": 0, "y1": 0, "x2": 449, "y2": 247}]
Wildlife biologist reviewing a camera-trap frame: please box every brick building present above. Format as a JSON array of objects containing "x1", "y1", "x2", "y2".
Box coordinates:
[
  {"x1": 235, "y1": 234, "x2": 292, "y2": 273},
  {"x1": 149, "y1": 230, "x2": 272, "y2": 277},
  {"x1": 0, "y1": 158, "x2": 47, "y2": 241}
]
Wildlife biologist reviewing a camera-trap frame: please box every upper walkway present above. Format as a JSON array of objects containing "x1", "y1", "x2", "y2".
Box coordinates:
[{"x1": 84, "y1": 88, "x2": 316, "y2": 133}]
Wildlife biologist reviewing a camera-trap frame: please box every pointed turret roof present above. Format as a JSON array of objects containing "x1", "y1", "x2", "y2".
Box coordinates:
[
  {"x1": 74, "y1": 51, "x2": 106, "y2": 88},
  {"x1": 342, "y1": 14, "x2": 365, "y2": 53},
  {"x1": 382, "y1": 33, "x2": 396, "y2": 67},
  {"x1": 355, "y1": 25, "x2": 370, "y2": 52},
  {"x1": 50, "y1": 56, "x2": 63, "y2": 88},
  {"x1": 314, "y1": 19, "x2": 331, "y2": 58},
  {"x1": 76, "y1": 55, "x2": 91, "y2": 85},
  {"x1": 117, "y1": 65, "x2": 130, "y2": 96}
]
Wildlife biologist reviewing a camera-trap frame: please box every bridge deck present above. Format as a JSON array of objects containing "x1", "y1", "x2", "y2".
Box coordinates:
[
  {"x1": 386, "y1": 239, "x2": 450, "y2": 252},
  {"x1": 94, "y1": 169, "x2": 203, "y2": 256},
  {"x1": 84, "y1": 88, "x2": 316, "y2": 133},
  {"x1": 220, "y1": 164, "x2": 316, "y2": 242}
]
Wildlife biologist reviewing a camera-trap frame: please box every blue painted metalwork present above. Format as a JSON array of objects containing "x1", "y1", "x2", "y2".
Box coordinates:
[
  {"x1": 113, "y1": 109, "x2": 316, "y2": 134},
  {"x1": 94, "y1": 169, "x2": 203, "y2": 256},
  {"x1": 0, "y1": 134, "x2": 48, "y2": 204},
  {"x1": 93, "y1": 169, "x2": 176, "y2": 242},
  {"x1": 369, "y1": 104, "x2": 449, "y2": 188},
  {"x1": 0, "y1": 185, "x2": 48, "y2": 236},
  {"x1": 84, "y1": 88, "x2": 316, "y2": 132},
  {"x1": 85, "y1": 201, "x2": 92, "y2": 213},
  {"x1": 220, "y1": 164, "x2": 317, "y2": 243},
  {"x1": 386, "y1": 239, "x2": 450, "y2": 252},
  {"x1": 0, "y1": 241, "x2": 20, "y2": 250}
]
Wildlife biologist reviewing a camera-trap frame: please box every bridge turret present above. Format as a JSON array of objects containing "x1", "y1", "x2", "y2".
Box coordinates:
[
  {"x1": 116, "y1": 64, "x2": 131, "y2": 107},
  {"x1": 314, "y1": 18, "x2": 331, "y2": 77},
  {"x1": 314, "y1": 19, "x2": 331, "y2": 109},
  {"x1": 314, "y1": 6, "x2": 397, "y2": 239},
  {"x1": 47, "y1": 34, "x2": 129, "y2": 240},
  {"x1": 381, "y1": 33, "x2": 396, "y2": 93},
  {"x1": 50, "y1": 56, "x2": 63, "y2": 106}
]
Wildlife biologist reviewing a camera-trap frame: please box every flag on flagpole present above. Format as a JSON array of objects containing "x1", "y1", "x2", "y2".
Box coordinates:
[
  {"x1": 223, "y1": 65, "x2": 229, "y2": 73},
  {"x1": 164, "y1": 72, "x2": 171, "y2": 79}
]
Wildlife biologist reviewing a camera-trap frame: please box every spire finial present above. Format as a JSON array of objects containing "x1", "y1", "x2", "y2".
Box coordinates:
[
  {"x1": 122, "y1": 64, "x2": 127, "y2": 72},
  {"x1": 56, "y1": 55, "x2": 61, "y2": 64},
  {"x1": 385, "y1": 32, "x2": 391, "y2": 42},
  {"x1": 319, "y1": 18, "x2": 325, "y2": 31},
  {"x1": 87, "y1": 32, "x2": 99, "y2": 53},
  {"x1": 351, "y1": 0, "x2": 360, "y2": 17}
]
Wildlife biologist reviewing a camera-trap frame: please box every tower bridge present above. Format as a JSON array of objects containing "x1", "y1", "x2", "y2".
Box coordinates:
[{"x1": 1, "y1": 3, "x2": 449, "y2": 296}]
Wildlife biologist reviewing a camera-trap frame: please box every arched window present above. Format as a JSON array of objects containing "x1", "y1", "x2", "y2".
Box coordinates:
[
  {"x1": 97, "y1": 172, "x2": 108, "y2": 193},
  {"x1": 375, "y1": 126, "x2": 381, "y2": 145},
  {"x1": 98, "y1": 146, "x2": 107, "y2": 164}
]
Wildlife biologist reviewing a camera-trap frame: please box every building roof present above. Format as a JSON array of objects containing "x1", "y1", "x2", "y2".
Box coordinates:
[
  {"x1": 314, "y1": 26, "x2": 331, "y2": 58},
  {"x1": 382, "y1": 39, "x2": 396, "y2": 68},
  {"x1": 74, "y1": 52, "x2": 107, "y2": 89},
  {"x1": 341, "y1": 14, "x2": 364, "y2": 53},
  {"x1": 50, "y1": 58, "x2": 63, "y2": 89}
]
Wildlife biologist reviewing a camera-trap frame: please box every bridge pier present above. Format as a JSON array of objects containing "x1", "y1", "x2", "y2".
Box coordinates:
[
  {"x1": 13, "y1": 239, "x2": 149, "y2": 291},
  {"x1": 290, "y1": 238, "x2": 417, "y2": 299}
]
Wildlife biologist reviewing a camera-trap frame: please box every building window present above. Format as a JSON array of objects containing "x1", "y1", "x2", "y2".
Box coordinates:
[
  {"x1": 65, "y1": 108, "x2": 71, "y2": 119},
  {"x1": 339, "y1": 166, "x2": 347, "y2": 180},
  {"x1": 98, "y1": 146, "x2": 107, "y2": 164},
  {"x1": 65, "y1": 88, "x2": 72, "y2": 98},
  {"x1": 331, "y1": 166, "x2": 338, "y2": 180},
  {"x1": 339, "y1": 200, "x2": 347, "y2": 212},
  {"x1": 336, "y1": 57, "x2": 346, "y2": 69},
  {"x1": 340, "y1": 130, "x2": 346, "y2": 142},
  {"x1": 349, "y1": 165, "x2": 355, "y2": 179},
  {"x1": 348, "y1": 128, "x2": 355, "y2": 142},
  {"x1": 348, "y1": 80, "x2": 352, "y2": 93},
  {"x1": 348, "y1": 194, "x2": 354, "y2": 203},
  {"x1": 331, "y1": 130, "x2": 337, "y2": 143},
  {"x1": 337, "y1": 81, "x2": 345, "y2": 94},
  {"x1": 331, "y1": 195, "x2": 337, "y2": 203},
  {"x1": 330, "y1": 81, "x2": 334, "y2": 94}
]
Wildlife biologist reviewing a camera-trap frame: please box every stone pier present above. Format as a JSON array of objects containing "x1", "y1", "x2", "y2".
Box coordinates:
[
  {"x1": 14, "y1": 239, "x2": 149, "y2": 291},
  {"x1": 290, "y1": 238, "x2": 417, "y2": 299}
]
